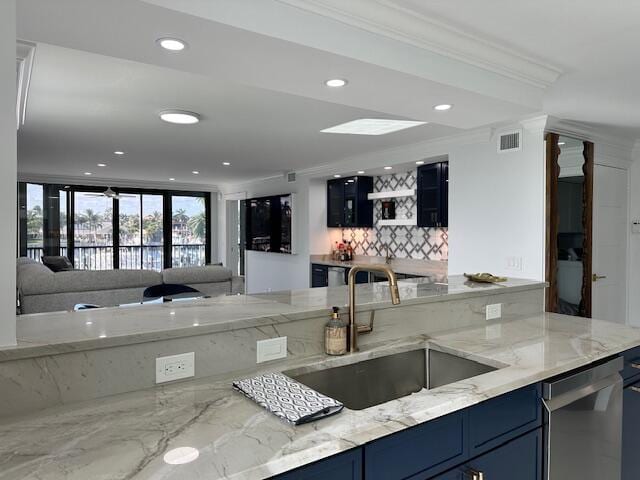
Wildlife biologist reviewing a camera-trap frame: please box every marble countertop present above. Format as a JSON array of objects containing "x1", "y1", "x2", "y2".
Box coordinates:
[
  {"x1": 310, "y1": 254, "x2": 448, "y2": 277},
  {"x1": 2, "y1": 312, "x2": 639, "y2": 479},
  {"x1": 4, "y1": 275, "x2": 543, "y2": 362}
]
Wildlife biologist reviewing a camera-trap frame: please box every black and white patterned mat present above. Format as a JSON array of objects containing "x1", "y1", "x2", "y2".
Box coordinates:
[{"x1": 233, "y1": 372, "x2": 344, "y2": 425}]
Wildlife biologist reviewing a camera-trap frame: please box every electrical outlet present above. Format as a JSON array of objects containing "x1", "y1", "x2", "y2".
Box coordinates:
[
  {"x1": 156, "y1": 352, "x2": 195, "y2": 384},
  {"x1": 486, "y1": 303, "x2": 502, "y2": 320},
  {"x1": 257, "y1": 337, "x2": 287, "y2": 363},
  {"x1": 506, "y1": 256, "x2": 523, "y2": 272}
]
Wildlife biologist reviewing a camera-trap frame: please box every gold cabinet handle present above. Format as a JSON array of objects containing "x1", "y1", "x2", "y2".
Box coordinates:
[
  {"x1": 592, "y1": 273, "x2": 607, "y2": 282},
  {"x1": 467, "y1": 469, "x2": 484, "y2": 480}
]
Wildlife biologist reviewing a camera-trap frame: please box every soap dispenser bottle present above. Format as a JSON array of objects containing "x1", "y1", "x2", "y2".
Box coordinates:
[{"x1": 325, "y1": 306, "x2": 347, "y2": 356}]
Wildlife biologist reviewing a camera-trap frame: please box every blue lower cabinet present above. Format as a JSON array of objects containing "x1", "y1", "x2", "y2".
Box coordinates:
[
  {"x1": 431, "y1": 429, "x2": 542, "y2": 480},
  {"x1": 468, "y1": 383, "x2": 541, "y2": 457},
  {"x1": 623, "y1": 380, "x2": 640, "y2": 480},
  {"x1": 364, "y1": 411, "x2": 467, "y2": 480},
  {"x1": 272, "y1": 448, "x2": 362, "y2": 480}
]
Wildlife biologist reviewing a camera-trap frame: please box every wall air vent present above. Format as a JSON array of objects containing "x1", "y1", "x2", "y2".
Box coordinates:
[
  {"x1": 497, "y1": 129, "x2": 522, "y2": 153},
  {"x1": 287, "y1": 172, "x2": 296, "y2": 183}
]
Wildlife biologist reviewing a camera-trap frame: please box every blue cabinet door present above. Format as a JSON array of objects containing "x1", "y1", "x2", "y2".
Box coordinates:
[
  {"x1": 273, "y1": 448, "x2": 362, "y2": 480},
  {"x1": 468, "y1": 428, "x2": 542, "y2": 480},
  {"x1": 623, "y1": 381, "x2": 640, "y2": 480}
]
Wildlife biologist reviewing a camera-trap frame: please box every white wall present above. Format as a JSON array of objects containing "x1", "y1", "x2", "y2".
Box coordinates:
[
  {"x1": 448, "y1": 120, "x2": 546, "y2": 280},
  {"x1": 628, "y1": 143, "x2": 640, "y2": 326},
  {"x1": 1, "y1": 0, "x2": 17, "y2": 346}
]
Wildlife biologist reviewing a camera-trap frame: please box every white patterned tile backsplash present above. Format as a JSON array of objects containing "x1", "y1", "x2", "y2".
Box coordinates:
[{"x1": 339, "y1": 170, "x2": 448, "y2": 261}]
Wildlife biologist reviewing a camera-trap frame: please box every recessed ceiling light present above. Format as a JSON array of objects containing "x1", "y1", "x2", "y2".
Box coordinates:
[
  {"x1": 84, "y1": 172, "x2": 92, "y2": 176},
  {"x1": 222, "y1": 162, "x2": 231, "y2": 166},
  {"x1": 113, "y1": 151, "x2": 125, "y2": 155},
  {"x1": 333, "y1": 174, "x2": 341, "y2": 178},
  {"x1": 169, "y1": 177, "x2": 176, "y2": 181},
  {"x1": 325, "y1": 78, "x2": 347, "y2": 88},
  {"x1": 383, "y1": 166, "x2": 393, "y2": 170},
  {"x1": 99, "y1": 334, "x2": 107, "y2": 338},
  {"x1": 160, "y1": 110, "x2": 200, "y2": 125},
  {"x1": 85, "y1": 321, "x2": 92, "y2": 326},
  {"x1": 433, "y1": 104, "x2": 453, "y2": 111},
  {"x1": 416, "y1": 160, "x2": 425, "y2": 165},
  {"x1": 97, "y1": 163, "x2": 106, "y2": 167},
  {"x1": 163, "y1": 447, "x2": 200, "y2": 465},
  {"x1": 357, "y1": 170, "x2": 365, "y2": 174},
  {"x1": 321, "y1": 118, "x2": 427, "y2": 135},
  {"x1": 192, "y1": 171, "x2": 199, "y2": 175},
  {"x1": 157, "y1": 37, "x2": 187, "y2": 52},
  {"x1": 558, "y1": 142, "x2": 566, "y2": 146},
  {"x1": 193, "y1": 322, "x2": 199, "y2": 327}
]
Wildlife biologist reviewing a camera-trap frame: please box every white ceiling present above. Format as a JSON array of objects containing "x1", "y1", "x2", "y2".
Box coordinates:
[
  {"x1": 18, "y1": 43, "x2": 458, "y2": 185},
  {"x1": 16, "y1": 0, "x2": 640, "y2": 188},
  {"x1": 390, "y1": 0, "x2": 640, "y2": 132}
]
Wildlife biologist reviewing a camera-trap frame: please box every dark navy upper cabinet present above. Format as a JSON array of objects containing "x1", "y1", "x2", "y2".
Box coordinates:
[
  {"x1": 623, "y1": 378, "x2": 640, "y2": 480},
  {"x1": 272, "y1": 448, "x2": 362, "y2": 480},
  {"x1": 327, "y1": 176, "x2": 373, "y2": 228},
  {"x1": 417, "y1": 161, "x2": 448, "y2": 228}
]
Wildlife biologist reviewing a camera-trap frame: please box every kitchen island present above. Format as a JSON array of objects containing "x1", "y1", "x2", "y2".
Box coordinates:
[{"x1": 1, "y1": 278, "x2": 639, "y2": 479}]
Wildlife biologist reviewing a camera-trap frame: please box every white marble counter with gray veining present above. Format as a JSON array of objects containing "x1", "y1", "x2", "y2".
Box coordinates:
[
  {"x1": 310, "y1": 254, "x2": 448, "y2": 278},
  {"x1": 1, "y1": 312, "x2": 640, "y2": 479},
  {"x1": 4, "y1": 275, "x2": 543, "y2": 361}
]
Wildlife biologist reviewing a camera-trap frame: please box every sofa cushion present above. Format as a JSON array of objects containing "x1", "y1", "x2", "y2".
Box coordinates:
[
  {"x1": 162, "y1": 265, "x2": 232, "y2": 285},
  {"x1": 17, "y1": 257, "x2": 38, "y2": 266},
  {"x1": 20, "y1": 269, "x2": 162, "y2": 295},
  {"x1": 42, "y1": 255, "x2": 74, "y2": 272}
]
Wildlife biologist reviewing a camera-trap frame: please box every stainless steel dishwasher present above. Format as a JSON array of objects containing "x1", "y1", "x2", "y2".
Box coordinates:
[{"x1": 542, "y1": 356, "x2": 623, "y2": 480}]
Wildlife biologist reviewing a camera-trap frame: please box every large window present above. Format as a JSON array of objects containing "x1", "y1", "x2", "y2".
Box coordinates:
[
  {"x1": 25, "y1": 183, "x2": 44, "y2": 261},
  {"x1": 172, "y1": 195, "x2": 207, "y2": 267},
  {"x1": 19, "y1": 183, "x2": 210, "y2": 270},
  {"x1": 73, "y1": 191, "x2": 114, "y2": 270}
]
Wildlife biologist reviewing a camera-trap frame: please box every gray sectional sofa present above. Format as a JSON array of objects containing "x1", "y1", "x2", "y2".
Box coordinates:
[{"x1": 17, "y1": 258, "x2": 244, "y2": 314}]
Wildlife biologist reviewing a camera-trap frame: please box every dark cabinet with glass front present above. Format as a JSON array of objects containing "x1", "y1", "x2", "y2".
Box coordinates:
[
  {"x1": 244, "y1": 193, "x2": 293, "y2": 254},
  {"x1": 417, "y1": 161, "x2": 448, "y2": 228},
  {"x1": 326, "y1": 176, "x2": 373, "y2": 228}
]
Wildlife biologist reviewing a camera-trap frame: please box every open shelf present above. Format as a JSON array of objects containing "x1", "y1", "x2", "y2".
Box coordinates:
[
  {"x1": 367, "y1": 189, "x2": 415, "y2": 200},
  {"x1": 377, "y1": 218, "x2": 417, "y2": 227}
]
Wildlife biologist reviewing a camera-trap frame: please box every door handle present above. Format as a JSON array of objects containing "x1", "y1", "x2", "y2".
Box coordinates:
[{"x1": 592, "y1": 273, "x2": 607, "y2": 282}]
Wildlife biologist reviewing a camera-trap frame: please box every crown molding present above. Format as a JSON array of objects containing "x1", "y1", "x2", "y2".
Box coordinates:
[
  {"x1": 16, "y1": 40, "x2": 36, "y2": 130},
  {"x1": 17, "y1": 173, "x2": 219, "y2": 193},
  {"x1": 276, "y1": 0, "x2": 561, "y2": 88}
]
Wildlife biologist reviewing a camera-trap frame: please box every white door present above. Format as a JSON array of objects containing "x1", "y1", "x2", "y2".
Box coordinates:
[
  {"x1": 592, "y1": 164, "x2": 628, "y2": 323},
  {"x1": 225, "y1": 200, "x2": 240, "y2": 276}
]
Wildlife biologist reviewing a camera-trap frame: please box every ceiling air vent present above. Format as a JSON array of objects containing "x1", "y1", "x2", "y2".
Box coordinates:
[
  {"x1": 287, "y1": 172, "x2": 296, "y2": 183},
  {"x1": 497, "y1": 129, "x2": 522, "y2": 153}
]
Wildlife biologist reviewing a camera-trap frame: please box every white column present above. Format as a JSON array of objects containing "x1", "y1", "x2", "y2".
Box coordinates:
[{"x1": 0, "y1": 0, "x2": 17, "y2": 346}]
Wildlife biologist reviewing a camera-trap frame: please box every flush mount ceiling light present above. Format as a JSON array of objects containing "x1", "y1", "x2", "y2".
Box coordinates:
[
  {"x1": 416, "y1": 160, "x2": 425, "y2": 165},
  {"x1": 357, "y1": 170, "x2": 365, "y2": 174},
  {"x1": 84, "y1": 172, "x2": 92, "y2": 176},
  {"x1": 97, "y1": 163, "x2": 106, "y2": 167},
  {"x1": 321, "y1": 118, "x2": 427, "y2": 135},
  {"x1": 222, "y1": 162, "x2": 231, "y2": 166},
  {"x1": 383, "y1": 166, "x2": 393, "y2": 170},
  {"x1": 333, "y1": 174, "x2": 341, "y2": 178},
  {"x1": 192, "y1": 171, "x2": 200, "y2": 175},
  {"x1": 160, "y1": 110, "x2": 200, "y2": 125},
  {"x1": 433, "y1": 104, "x2": 453, "y2": 111},
  {"x1": 113, "y1": 151, "x2": 125, "y2": 155},
  {"x1": 157, "y1": 37, "x2": 187, "y2": 51},
  {"x1": 169, "y1": 177, "x2": 175, "y2": 181},
  {"x1": 325, "y1": 78, "x2": 347, "y2": 88}
]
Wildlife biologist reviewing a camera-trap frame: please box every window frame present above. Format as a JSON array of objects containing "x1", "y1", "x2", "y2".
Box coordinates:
[{"x1": 18, "y1": 182, "x2": 211, "y2": 269}]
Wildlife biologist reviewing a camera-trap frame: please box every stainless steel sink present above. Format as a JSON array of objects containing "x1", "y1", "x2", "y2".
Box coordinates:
[{"x1": 284, "y1": 349, "x2": 496, "y2": 410}]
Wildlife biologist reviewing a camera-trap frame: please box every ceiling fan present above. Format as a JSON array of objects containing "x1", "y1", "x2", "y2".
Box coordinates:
[{"x1": 84, "y1": 187, "x2": 136, "y2": 200}]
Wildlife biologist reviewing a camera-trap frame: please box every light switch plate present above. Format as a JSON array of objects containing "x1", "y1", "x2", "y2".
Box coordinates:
[
  {"x1": 257, "y1": 337, "x2": 287, "y2": 363},
  {"x1": 506, "y1": 256, "x2": 523, "y2": 271},
  {"x1": 486, "y1": 303, "x2": 502, "y2": 320},
  {"x1": 156, "y1": 352, "x2": 195, "y2": 384}
]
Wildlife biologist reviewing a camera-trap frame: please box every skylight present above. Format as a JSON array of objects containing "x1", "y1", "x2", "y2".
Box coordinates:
[{"x1": 320, "y1": 118, "x2": 427, "y2": 135}]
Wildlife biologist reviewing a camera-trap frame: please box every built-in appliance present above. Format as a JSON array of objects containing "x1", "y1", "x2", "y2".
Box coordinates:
[
  {"x1": 327, "y1": 267, "x2": 346, "y2": 287},
  {"x1": 542, "y1": 356, "x2": 623, "y2": 480},
  {"x1": 244, "y1": 193, "x2": 294, "y2": 254}
]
